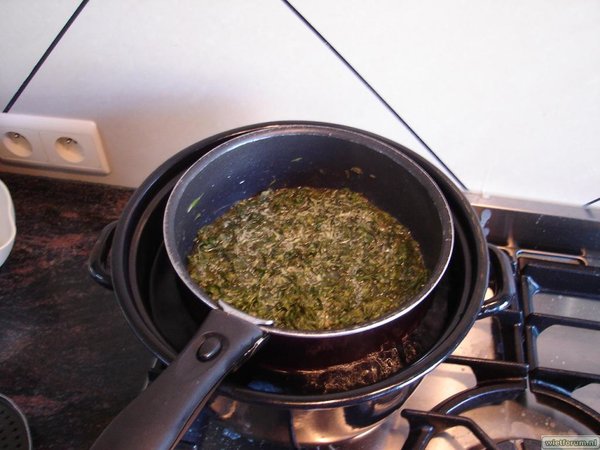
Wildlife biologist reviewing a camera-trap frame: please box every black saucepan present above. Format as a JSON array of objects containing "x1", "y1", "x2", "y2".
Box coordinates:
[
  {"x1": 165, "y1": 125, "x2": 454, "y2": 368},
  {"x1": 91, "y1": 124, "x2": 455, "y2": 449}
]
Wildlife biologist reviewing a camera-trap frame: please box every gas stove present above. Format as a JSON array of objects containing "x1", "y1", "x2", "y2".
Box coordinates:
[
  {"x1": 157, "y1": 194, "x2": 600, "y2": 449},
  {"x1": 86, "y1": 122, "x2": 600, "y2": 450}
]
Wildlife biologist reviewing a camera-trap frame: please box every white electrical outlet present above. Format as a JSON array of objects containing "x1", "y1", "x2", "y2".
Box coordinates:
[{"x1": 0, "y1": 113, "x2": 110, "y2": 174}]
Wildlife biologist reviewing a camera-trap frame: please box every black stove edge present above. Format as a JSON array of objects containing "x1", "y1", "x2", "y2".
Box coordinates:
[{"x1": 466, "y1": 193, "x2": 600, "y2": 266}]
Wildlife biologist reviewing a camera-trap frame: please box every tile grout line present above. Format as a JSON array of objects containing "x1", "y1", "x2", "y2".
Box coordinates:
[
  {"x1": 3, "y1": 0, "x2": 90, "y2": 113},
  {"x1": 583, "y1": 197, "x2": 600, "y2": 208},
  {"x1": 280, "y1": 0, "x2": 468, "y2": 191}
]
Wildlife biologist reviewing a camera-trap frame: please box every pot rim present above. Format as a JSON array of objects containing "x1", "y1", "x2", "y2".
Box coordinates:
[{"x1": 163, "y1": 124, "x2": 455, "y2": 338}]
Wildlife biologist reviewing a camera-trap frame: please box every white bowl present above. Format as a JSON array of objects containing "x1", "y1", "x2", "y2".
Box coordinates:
[{"x1": 0, "y1": 179, "x2": 16, "y2": 267}]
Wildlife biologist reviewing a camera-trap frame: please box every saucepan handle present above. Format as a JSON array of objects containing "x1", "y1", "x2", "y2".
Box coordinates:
[
  {"x1": 477, "y1": 244, "x2": 516, "y2": 319},
  {"x1": 91, "y1": 309, "x2": 267, "y2": 450},
  {"x1": 87, "y1": 221, "x2": 118, "y2": 290}
]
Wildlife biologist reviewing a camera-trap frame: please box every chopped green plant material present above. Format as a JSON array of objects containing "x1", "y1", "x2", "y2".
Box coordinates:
[
  {"x1": 187, "y1": 193, "x2": 204, "y2": 213},
  {"x1": 188, "y1": 187, "x2": 428, "y2": 331}
]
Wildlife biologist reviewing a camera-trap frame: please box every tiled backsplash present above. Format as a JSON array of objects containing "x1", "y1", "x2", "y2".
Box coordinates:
[{"x1": 1, "y1": 0, "x2": 598, "y2": 207}]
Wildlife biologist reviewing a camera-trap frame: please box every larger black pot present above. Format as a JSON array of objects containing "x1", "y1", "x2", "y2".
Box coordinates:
[{"x1": 89, "y1": 122, "x2": 515, "y2": 448}]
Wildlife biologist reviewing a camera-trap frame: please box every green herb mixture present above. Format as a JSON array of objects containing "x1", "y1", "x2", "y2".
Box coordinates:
[{"x1": 188, "y1": 187, "x2": 428, "y2": 331}]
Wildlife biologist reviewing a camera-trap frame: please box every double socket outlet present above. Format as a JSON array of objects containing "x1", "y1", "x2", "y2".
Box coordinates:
[{"x1": 0, "y1": 113, "x2": 110, "y2": 174}]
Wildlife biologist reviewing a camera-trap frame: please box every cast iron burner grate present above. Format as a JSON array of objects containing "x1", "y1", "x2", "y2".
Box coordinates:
[
  {"x1": 520, "y1": 260, "x2": 600, "y2": 427},
  {"x1": 398, "y1": 258, "x2": 600, "y2": 450},
  {"x1": 402, "y1": 359, "x2": 600, "y2": 450},
  {"x1": 401, "y1": 357, "x2": 598, "y2": 449}
]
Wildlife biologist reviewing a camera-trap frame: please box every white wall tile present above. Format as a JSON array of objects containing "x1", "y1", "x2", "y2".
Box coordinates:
[
  {"x1": 289, "y1": 0, "x2": 600, "y2": 206},
  {"x1": 3, "y1": 0, "x2": 445, "y2": 188},
  {"x1": 0, "y1": 0, "x2": 80, "y2": 109}
]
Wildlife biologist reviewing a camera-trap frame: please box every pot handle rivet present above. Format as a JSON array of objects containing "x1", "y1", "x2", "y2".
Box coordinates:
[{"x1": 197, "y1": 335, "x2": 223, "y2": 361}]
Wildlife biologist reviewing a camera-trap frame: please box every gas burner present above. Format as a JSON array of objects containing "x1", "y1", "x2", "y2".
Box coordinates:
[{"x1": 401, "y1": 358, "x2": 598, "y2": 450}]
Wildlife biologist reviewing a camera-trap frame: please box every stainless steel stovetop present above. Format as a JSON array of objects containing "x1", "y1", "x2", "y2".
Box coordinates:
[{"x1": 172, "y1": 195, "x2": 600, "y2": 449}]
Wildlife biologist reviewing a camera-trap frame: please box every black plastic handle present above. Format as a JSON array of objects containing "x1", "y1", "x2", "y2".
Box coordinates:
[
  {"x1": 88, "y1": 221, "x2": 117, "y2": 290},
  {"x1": 91, "y1": 309, "x2": 267, "y2": 450},
  {"x1": 477, "y1": 244, "x2": 517, "y2": 319}
]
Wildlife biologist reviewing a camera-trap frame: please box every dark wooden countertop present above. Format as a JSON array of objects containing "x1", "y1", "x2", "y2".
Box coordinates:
[{"x1": 0, "y1": 173, "x2": 154, "y2": 450}]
